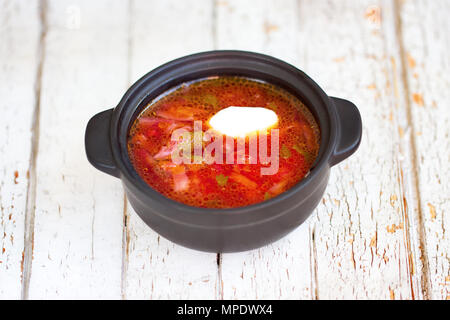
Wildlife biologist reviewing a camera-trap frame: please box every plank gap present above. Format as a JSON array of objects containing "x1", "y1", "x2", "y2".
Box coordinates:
[
  {"x1": 121, "y1": 195, "x2": 130, "y2": 299},
  {"x1": 213, "y1": 0, "x2": 223, "y2": 300},
  {"x1": 21, "y1": 0, "x2": 48, "y2": 300},
  {"x1": 309, "y1": 224, "x2": 319, "y2": 299},
  {"x1": 216, "y1": 253, "x2": 223, "y2": 299},
  {"x1": 121, "y1": 0, "x2": 134, "y2": 300},
  {"x1": 393, "y1": 0, "x2": 432, "y2": 299}
]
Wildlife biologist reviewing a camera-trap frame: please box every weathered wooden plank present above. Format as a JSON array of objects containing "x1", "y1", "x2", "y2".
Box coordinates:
[
  {"x1": 216, "y1": 0, "x2": 314, "y2": 299},
  {"x1": 299, "y1": 0, "x2": 419, "y2": 299},
  {"x1": 26, "y1": 0, "x2": 129, "y2": 299},
  {"x1": 381, "y1": 0, "x2": 425, "y2": 299},
  {"x1": 122, "y1": 0, "x2": 220, "y2": 299},
  {"x1": 0, "y1": 0, "x2": 41, "y2": 299},
  {"x1": 398, "y1": 0, "x2": 450, "y2": 300}
]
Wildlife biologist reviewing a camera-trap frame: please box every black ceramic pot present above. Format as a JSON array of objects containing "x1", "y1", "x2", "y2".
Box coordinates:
[{"x1": 85, "y1": 50, "x2": 362, "y2": 253}]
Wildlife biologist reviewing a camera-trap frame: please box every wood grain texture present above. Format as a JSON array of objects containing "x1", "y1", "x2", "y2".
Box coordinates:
[
  {"x1": 398, "y1": 0, "x2": 450, "y2": 300},
  {"x1": 26, "y1": 0, "x2": 128, "y2": 299},
  {"x1": 297, "y1": 0, "x2": 416, "y2": 299},
  {"x1": 122, "y1": 0, "x2": 220, "y2": 299},
  {"x1": 0, "y1": 0, "x2": 40, "y2": 299},
  {"x1": 216, "y1": 0, "x2": 314, "y2": 300}
]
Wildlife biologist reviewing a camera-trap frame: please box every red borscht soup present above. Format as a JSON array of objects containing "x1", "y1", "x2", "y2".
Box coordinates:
[{"x1": 127, "y1": 76, "x2": 320, "y2": 208}]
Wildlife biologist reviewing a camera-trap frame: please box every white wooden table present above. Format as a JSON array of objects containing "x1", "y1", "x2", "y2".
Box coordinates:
[{"x1": 0, "y1": 0, "x2": 448, "y2": 300}]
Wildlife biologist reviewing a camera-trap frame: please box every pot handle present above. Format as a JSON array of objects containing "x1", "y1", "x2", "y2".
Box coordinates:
[
  {"x1": 85, "y1": 108, "x2": 120, "y2": 178},
  {"x1": 330, "y1": 97, "x2": 362, "y2": 166}
]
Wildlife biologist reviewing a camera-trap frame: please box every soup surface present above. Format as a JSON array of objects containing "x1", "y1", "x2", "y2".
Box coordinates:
[{"x1": 127, "y1": 76, "x2": 320, "y2": 208}]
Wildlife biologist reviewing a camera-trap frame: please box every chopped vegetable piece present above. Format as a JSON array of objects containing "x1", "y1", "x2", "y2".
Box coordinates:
[
  {"x1": 267, "y1": 102, "x2": 277, "y2": 110},
  {"x1": 203, "y1": 94, "x2": 219, "y2": 108},
  {"x1": 216, "y1": 174, "x2": 228, "y2": 187},
  {"x1": 153, "y1": 141, "x2": 179, "y2": 160},
  {"x1": 173, "y1": 171, "x2": 189, "y2": 191},
  {"x1": 230, "y1": 172, "x2": 258, "y2": 189},
  {"x1": 292, "y1": 144, "x2": 302, "y2": 154},
  {"x1": 269, "y1": 180, "x2": 287, "y2": 194},
  {"x1": 280, "y1": 144, "x2": 291, "y2": 159},
  {"x1": 293, "y1": 143, "x2": 314, "y2": 163}
]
